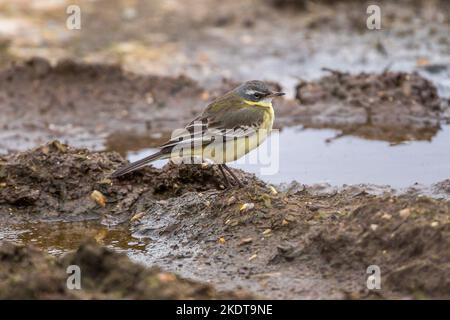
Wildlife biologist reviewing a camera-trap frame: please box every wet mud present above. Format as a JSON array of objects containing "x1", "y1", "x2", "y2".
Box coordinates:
[
  {"x1": 0, "y1": 141, "x2": 232, "y2": 225},
  {"x1": 0, "y1": 58, "x2": 204, "y2": 155},
  {"x1": 1, "y1": 143, "x2": 450, "y2": 299}
]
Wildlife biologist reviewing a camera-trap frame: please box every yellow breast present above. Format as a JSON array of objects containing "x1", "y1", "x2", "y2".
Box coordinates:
[{"x1": 242, "y1": 100, "x2": 275, "y2": 131}]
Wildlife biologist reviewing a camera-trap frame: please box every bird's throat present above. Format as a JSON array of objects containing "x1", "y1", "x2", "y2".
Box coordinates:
[{"x1": 243, "y1": 99, "x2": 273, "y2": 108}]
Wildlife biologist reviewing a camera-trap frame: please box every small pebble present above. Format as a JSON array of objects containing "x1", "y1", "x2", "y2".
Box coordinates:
[
  {"x1": 248, "y1": 254, "x2": 257, "y2": 261},
  {"x1": 269, "y1": 185, "x2": 278, "y2": 195},
  {"x1": 90, "y1": 190, "x2": 106, "y2": 207},
  {"x1": 381, "y1": 213, "x2": 392, "y2": 220},
  {"x1": 239, "y1": 237, "x2": 253, "y2": 246},
  {"x1": 240, "y1": 203, "x2": 255, "y2": 212},
  {"x1": 399, "y1": 208, "x2": 411, "y2": 218},
  {"x1": 130, "y1": 212, "x2": 145, "y2": 222}
]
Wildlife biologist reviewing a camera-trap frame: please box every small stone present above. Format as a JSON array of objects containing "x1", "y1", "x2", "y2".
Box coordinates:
[
  {"x1": 269, "y1": 185, "x2": 278, "y2": 195},
  {"x1": 262, "y1": 228, "x2": 272, "y2": 236},
  {"x1": 248, "y1": 254, "x2": 257, "y2": 261},
  {"x1": 90, "y1": 190, "x2": 106, "y2": 207},
  {"x1": 98, "y1": 178, "x2": 112, "y2": 185},
  {"x1": 431, "y1": 221, "x2": 439, "y2": 227},
  {"x1": 218, "y1": 237, "x2": 226, "y2": 244},
  {"x1": 370, "y1": 224, "x2": 378, "y2": 231},
  {"x1": 130, "y1": 212, "x2": 146, "y2": 222},
  {"x1": 399, "y1": 208, "x2": 411, "y2": 218},
  {"x1": 284, "y1": 215, "x2": 296, "y2": 222},
  {"x1": 201, "y1": 162, "x2": 210, "y2": 169},
  {"x1": 381, "y1": 213, "x2": 392, "y2": 220},
  {"x1": 227, "y1": 196, "x2": 237, "y2": 206},
  {"x1": 240, "y1": 203, "x2": 255, "y2": 212},
  {"x1": 281, "y1": 219, "x2": 289, "y2": 226},
  {"x1": 158, "y1": 273, "x2": 176, "y2": 283},
  {"x1": 239, "y1": 238, "x2": 253, "y2": 246}
]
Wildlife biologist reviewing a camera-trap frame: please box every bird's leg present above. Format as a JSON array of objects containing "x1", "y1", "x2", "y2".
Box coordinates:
[
  {"x1": 218, "y1": 164, "x2": 232, "y2": 188},
  {"x1": 222, "y1": 164, "x2": 244, "y2": 188}
]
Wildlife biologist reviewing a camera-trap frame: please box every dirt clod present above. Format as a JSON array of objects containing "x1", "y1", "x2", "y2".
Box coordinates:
[
  {"x1": 290, "y1": 71, "x2": 447, "y2": 142},
  {"x1": 0, "y1": 141, "x2": 257, "y2": 224}
]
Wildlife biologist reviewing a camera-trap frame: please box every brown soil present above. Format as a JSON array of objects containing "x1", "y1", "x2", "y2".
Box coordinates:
[
  {"x1": 0, "y1": 240, "x2": 253, "y2": 299},
  {"x1": 1, "y1": 143, "x2": 450, "y2": 299},
  {"x1": 0, "y1": 140, "x2": 234, "y2": 224}
]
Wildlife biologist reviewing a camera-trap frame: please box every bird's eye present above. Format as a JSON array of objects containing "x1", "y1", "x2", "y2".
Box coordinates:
[{"x1": 253, "y1": 92, "x2": 262, "y2": 99}]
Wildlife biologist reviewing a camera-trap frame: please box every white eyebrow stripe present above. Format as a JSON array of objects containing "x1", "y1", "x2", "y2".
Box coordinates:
[{"x1": 245, "y1": 89, "x2": 256, "y2": 95}]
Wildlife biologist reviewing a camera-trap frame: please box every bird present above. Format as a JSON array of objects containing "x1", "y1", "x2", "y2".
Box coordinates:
[{"x1": 111, "y1": 80, "x2": 284, "y2": 187}]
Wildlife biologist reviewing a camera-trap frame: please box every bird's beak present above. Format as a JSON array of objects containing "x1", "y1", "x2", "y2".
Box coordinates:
[{"x1": 269, "y1": 91, "x2": 285, "y2": 97}]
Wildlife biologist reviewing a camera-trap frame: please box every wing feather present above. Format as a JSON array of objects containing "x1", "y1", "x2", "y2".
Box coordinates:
[{"x1": 159, "y1": 97, "x2": 266, "y2": 153}]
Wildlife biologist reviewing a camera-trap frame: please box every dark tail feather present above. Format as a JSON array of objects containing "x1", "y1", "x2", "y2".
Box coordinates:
[{"x1": 111, "y1": 150, "x2": 164, "y2": 178}]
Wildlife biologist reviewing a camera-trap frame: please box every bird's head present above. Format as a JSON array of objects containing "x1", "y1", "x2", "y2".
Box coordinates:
[{"x1": 234, "y1": 80, "x2": 285, "y2": 107}]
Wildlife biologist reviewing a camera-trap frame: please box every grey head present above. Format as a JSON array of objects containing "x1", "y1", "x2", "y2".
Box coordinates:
[{"x1": 234, "y1": 80, "x2": 285, "y2": 102}]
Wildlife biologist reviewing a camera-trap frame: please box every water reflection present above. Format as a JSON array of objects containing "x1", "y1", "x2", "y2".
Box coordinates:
[
  {"x1": 125, "y1": 125, "x2": 450, "y2": 188},
  {"x1": 0, "y1": 221, "x2": 148, "y2": 256}
]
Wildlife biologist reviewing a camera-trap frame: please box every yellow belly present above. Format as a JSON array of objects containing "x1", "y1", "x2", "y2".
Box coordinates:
[
  {"x1": 202, "y1": 129, "x2": 270, "y2": 163},
  {"x1": 201, "y1": 106, "x2": 274, "y2": 163},
  {"x1": 168, "y1": 105, "x2": 274, "y2": 164}
]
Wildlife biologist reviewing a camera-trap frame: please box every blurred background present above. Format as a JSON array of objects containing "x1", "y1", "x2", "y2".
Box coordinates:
[
  {"x1": 1, "y1": 0, "x2": 450, "y2": 187},
  {"x1": 2, "y1": 0, "x2": 450, "y2": 90}
]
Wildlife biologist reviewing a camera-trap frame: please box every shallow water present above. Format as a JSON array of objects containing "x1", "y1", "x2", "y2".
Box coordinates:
[
  {"x1": 127, "y1": 125, "x2": 450, "y2": 188},
  {"x1": 0, "y1": 221, "x2": 149, "y2": 257}
]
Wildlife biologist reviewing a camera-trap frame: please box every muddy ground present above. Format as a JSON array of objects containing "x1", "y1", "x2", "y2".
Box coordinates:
[
  {"x1": 1, "y1": 142, "x2": 449, "y2": 299},
  {"x1": 1, "y1": 0, "x2": 450, "y2": 300}
]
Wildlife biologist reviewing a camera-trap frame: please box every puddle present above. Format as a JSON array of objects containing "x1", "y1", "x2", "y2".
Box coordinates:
[
  {"x1": 0, "y1": 221, "x2": 149, "y2": 257},
  {"x1": 124, "y1": 125, "x2": 450, "y2": 188}
]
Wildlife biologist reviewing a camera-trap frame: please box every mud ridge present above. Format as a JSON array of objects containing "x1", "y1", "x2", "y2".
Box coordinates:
[
  {"x1": 0, "y1": 141, "x2": 259, "y2": 224},
  {"x1": 286, "y1": 70, "x2": 448, "y2": 142},
  {"x1": 0, "y1": 240, "x2": 253, "y2": 299}
]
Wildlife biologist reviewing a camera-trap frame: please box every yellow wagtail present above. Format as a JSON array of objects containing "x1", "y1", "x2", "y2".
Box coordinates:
[{"x1": 111, "y1": 80, "x2": 285, "y2": 187}]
